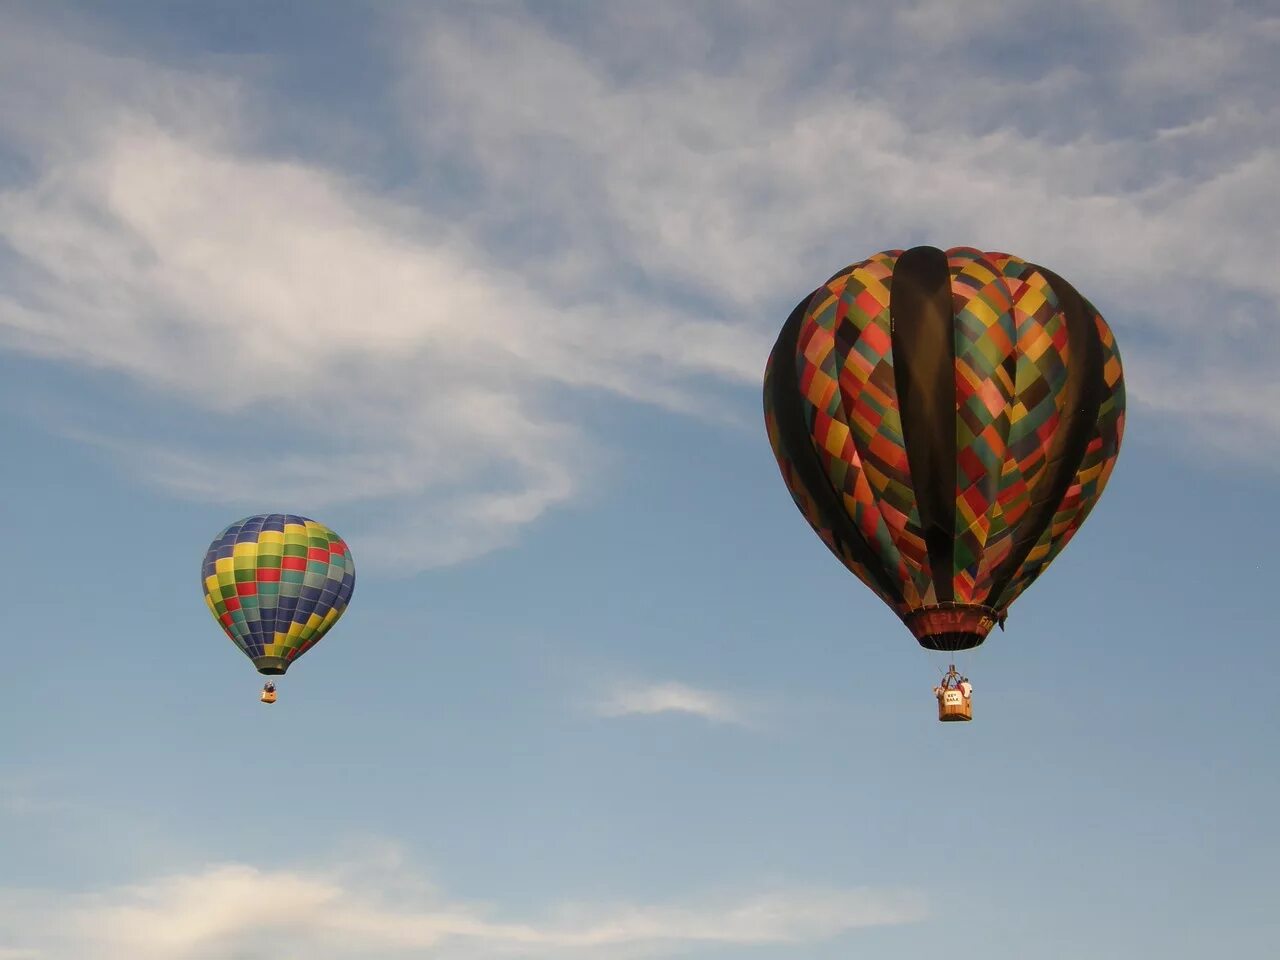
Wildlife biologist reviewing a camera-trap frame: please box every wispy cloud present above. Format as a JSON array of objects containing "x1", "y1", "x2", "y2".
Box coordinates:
[
  {"x1": 396, "y1": 2, "x2": 1280, "y2": 456},
  {"x1": 0, "y1": 771, "x2": 79, "y2": 819},
  {"x1": 0, "y1": 17, "x2": 749, "y2": 571},
  {"x1": 0, "y1": 1, "x2": 1276, "y2": 575},
  {"x1": 593, "y1": 681, "x2": 751, "y2": 726},
  {"x1": 0, "y1": 854, "x2": 924, "y2": 959}
]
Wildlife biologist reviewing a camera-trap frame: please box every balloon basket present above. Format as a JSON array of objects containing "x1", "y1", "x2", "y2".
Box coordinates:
[
  {"x1": 937, "y1": 689, "x2": 971, "y2": 722},
  {"x1": 260, "y1": 689, "x2": 278, "y2": 705}
]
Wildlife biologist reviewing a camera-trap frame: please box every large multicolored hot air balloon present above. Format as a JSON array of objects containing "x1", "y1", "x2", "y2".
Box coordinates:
[
  {"x1": 764, "y1": 246, "x2": 1124, "y2": 656},
  {"x1": 201, "y1": 514, "x2": 355, "y2": 696}
]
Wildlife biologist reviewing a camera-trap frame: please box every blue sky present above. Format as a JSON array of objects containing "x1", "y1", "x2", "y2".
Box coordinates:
[{"x1": 0, "y1": 1, "x2": 1277, "y2": 957}]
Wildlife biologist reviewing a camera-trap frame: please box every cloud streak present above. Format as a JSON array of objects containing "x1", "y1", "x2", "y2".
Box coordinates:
[
  {"x1": 593, "y1": 681, "x2": 751, "y2": 726},
  {"x1": 0, "y1": 2, "x2": 1276, "y2": 574},
  {"x1": 0, "y1": 856, "x2": 924, "y2": 959},
  {"x1": 397, "y1": 2, "x2": 1280, "y2": 454},
  {"x1": 0, "y1": 19, "x2": 749, "y2": 571}
]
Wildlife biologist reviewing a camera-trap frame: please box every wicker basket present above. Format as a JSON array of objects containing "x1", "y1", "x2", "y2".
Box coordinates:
[{"x1": 937, "y1": 688, "x2": 972, "y2": 722}]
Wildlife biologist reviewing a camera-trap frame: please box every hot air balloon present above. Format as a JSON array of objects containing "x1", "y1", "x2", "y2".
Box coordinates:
[
  {"x1": 763, "y1": 246, "x2": 1125, "y2": 720},
  {"x1": 201, "y1": 514, "x2": 355, "y2": 702}
]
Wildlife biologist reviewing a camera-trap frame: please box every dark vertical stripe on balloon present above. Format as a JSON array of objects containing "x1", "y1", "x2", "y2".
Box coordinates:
[
  {"x1": 985, "y1": 266, "x2": 1106, "y2": 607},
  {"x1": 889, "y1": 246, "x2": 957, "y2": 603},
  {"x1": 766, "y1": 294, "x2": 904, "y2": 605}
]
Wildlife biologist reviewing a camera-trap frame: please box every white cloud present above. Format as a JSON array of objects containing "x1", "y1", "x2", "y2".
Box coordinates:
[
  {"x1": 0, "y1": 121, "x2": 592, "y2": 567},
  {"x1": 395, "y1": 3, "x2": 1280, "y2": 457},
  {"x1": 593, "y1": 681, "x2": 751, "y2": 726},
  {"x1": 0, "y1": 856, "x2": 923, "y2": 960},
  {"x1": 0, "y1": 20, "x2": 756, "y2": 571},
  {"x1": 0, "y1": 2, "x2": 1277, "y2": 576}
]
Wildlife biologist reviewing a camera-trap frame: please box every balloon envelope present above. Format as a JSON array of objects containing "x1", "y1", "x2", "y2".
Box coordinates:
[
  {"x1": 201, "y1": 514, "x2": 355, "y2": 674},
  {"x1": 764, "y1": 246, "x2": 1125, "y2": 650}
]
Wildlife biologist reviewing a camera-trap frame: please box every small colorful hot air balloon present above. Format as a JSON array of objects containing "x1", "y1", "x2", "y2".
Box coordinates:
[
  {"x1": 201, "y1": 514, "x2": 355, "y2": 702},
  {"x1": 763, "y1": 246, "x2": 1125, "y2": 719}
]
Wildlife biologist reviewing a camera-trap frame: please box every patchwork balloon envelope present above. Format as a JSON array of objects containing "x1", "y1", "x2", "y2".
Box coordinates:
[
  {"x1": 764, "y1": 246, "x2": 1125, "y2": 651},
  {"x1": 201, "y1": 514, "x2": 355, "y2": 676}
]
